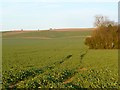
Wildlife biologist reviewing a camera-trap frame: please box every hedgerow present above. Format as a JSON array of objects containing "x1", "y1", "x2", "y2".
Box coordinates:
[{"x1": 85, "y1": 15, "x2": 118, "y2": 49}]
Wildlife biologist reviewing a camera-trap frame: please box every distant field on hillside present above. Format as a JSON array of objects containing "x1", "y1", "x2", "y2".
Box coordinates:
[
  {"x1": 3, "y1": 29, "x2": 92, "y2": 38},
  {"x1": 2, "y1": 29, "x2": 118, "y2": 89}
]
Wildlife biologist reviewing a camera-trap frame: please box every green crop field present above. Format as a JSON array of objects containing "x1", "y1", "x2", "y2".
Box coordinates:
[{"x1": 2, "y1": 30, "x2": 118, "y2": 89}]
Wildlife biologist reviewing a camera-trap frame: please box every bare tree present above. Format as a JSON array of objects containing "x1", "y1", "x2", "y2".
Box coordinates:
[
  {"x1": 94, "y1": 15, "x2": 107, "y2": 27},
  {"x1": 94, "y1": 15, "x2": 116, "y2": 27}
]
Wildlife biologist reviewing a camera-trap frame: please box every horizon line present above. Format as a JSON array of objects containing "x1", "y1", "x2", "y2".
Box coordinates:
[{"x1": 1, "y1": 27, "x2": 96, "y2": 32}]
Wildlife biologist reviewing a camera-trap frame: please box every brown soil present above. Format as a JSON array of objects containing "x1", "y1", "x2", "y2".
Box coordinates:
[
  {"x1": 78, "y1": 67, "x2": 87, "y2": 71},
  {"x1": 53, "y1": 28, "x2": 95, "y2": 32},
  {"x1": 3, "y1": 31, "x2": 29, "y2": 36},
  {"x1": 21, "y1": 36, "x2": 91, "y2": 39},
  {"x1": 65, "y1": 36, "x2": 91, "y2": 38},
  {"x1": 63, "y1": 76, "x2": 75, "y2": 84}
]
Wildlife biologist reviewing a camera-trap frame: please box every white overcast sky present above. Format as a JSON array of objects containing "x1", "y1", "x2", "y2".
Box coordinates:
[
  {"x1": 0, "y1": 0, "x2": 119, "y2": 2},
  {"x1": 0, "y1": 0, "x2": 119, "y2": 31}
]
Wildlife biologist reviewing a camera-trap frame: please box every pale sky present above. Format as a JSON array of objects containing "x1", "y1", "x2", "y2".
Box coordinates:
[{"x1": 0, "y1": 0, "x2": 118, "y2": 31}]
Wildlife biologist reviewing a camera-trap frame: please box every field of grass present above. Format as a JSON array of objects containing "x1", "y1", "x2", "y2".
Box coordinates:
[{"x1": 2, "y1": 30, "x2": 118, "y2": 89}]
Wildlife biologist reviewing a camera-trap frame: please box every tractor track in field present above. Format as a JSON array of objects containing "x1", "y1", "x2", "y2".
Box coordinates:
[
  {"x1": 7, "y1": 54, "x2": 73, "y2": 88},
  {"x1": 8, "y1": 49, "x2": 88, "y2": 88},
  {"x1": 63, "y1": 49, "x2": 89, "y2": 84},
  {"x1": 6, "y1": 49, "x2": 89, "y2": 88},
  {"x1": 63, "y1": 67, "x2": 88, "y2": 84}
]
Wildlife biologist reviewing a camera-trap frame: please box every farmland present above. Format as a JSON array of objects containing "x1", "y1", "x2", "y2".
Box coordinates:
[{"x1": 2, "y1": 29, "x2": 118, "y2": 89}]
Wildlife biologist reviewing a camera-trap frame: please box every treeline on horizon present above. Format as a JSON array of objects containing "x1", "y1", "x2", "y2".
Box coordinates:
[{"x1": 85, "y1": 15, "x2": 119, "y2": 49}]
